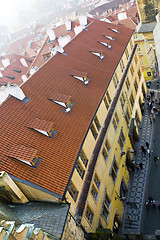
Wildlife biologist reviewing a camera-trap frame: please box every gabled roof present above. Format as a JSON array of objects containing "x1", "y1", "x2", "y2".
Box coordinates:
[
  {"x1": 0, "y1": 21, "x2": 133, "y2": 197},
  {"x1": 113, "y1": 18, "x2": 137, "y2": 31}
]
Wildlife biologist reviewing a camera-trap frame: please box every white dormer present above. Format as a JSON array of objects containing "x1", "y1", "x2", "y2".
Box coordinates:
[
  {"x1": 21, "y1": 75, "x2": 28, "y2": 82},
  {"x1": 58, "y1": 35, "x2": 71, "y2": 48},
  {"x1": 74, "y1": 25, "x2": 84, "y2": 35},
  {"x1": 0, "y1": 71, "x2": 3, "y2": 78},
  {"x1": 78, "y1": 15, "x2": 88, "y2": 26},
  {"x1": 2, "y1": 58, "x2": 10, "y2": 68},
  {"x1": 20, "y1": 58, "x2": 28, "y2": 67},
  {"x1": 118, "y1": 12, "x2": 127, "y2": 20},
  {"x1": 0, "y1": 84, "x2": 25, "y2": 105},
  {"x1": 46, "y1": 28, "x2": 56, "y2": 42},
  {"x1": 65, "y1": 20, "x2": 72, "y2": 31}
]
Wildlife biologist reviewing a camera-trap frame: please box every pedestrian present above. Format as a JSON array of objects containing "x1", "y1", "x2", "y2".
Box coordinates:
[
  {"x1": 157, "y1": 81, "x2": 159, "y2": 88},
  {"x1": 146, "y1": 141, "x2": 149, "y2": 149},
  {"x1": 152, "y1": 114, "x2": 155, "y2": 122},
  {"x1": 154, "y1": 156, "x2": 159, "y2": 166},
  {"x1": 139, "y1": 162, "x2": 143, "y2": 170},
  {"x1": 141, "y1": 145, "x2": 146, "y2": 155},
  {"x1": 135, "y1": 164, "x2": 140, "y2": 171},
  {"x1": 145, "y1": 201, "x2": 149, "y2": 210},
  {"x1": 158, "y1": 203, "x2": 160, "y2": 210},
  {"x1": 152, "y1": 200, "x2": 156, "y2": 208},
  {"x1": 149, "y1": 196, "x2": 153, "y2": 205},
  {"x1": 128, "y1": 215, "x2": 132, "y2": 225},
  {"x1": 147, "y1": 149, "x2": 150, "y2": 158}
]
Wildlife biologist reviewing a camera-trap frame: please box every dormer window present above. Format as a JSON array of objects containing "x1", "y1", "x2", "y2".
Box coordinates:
[
  {"x1": 12, "y1": 68, "x2": 21, "y2": 73},
  {"x1": 89, "y1": 49, "x2": 105, "y2": 60},
  {"x1": 98, "y1": 41, "x2": 111, "y2": 49},
  {"x1": 104, "y1": 35, "x2": 115, "y2": 41},
  {"x1": 6, "y1": 145, "x2": 42, "y2": 168},
  {"x1": 28, "y1": 118, "x2": 57, "y2": 139},
  {"x1": 48, "y1": 92, "x2": 73, "y2": 112},
  {"x1": 70, "y1": 70, "x2": 90, "y2": 85},
  {"x1": 109, "y1": 28, "x2": 119, "y2": 33}
]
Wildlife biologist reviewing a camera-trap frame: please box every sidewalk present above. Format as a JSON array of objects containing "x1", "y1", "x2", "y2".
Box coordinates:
[{"x1": 122, "y1": 99, "x2": 153, "y2": 234}]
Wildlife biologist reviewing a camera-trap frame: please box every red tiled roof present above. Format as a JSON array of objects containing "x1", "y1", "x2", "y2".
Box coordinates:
[
  {"x1": 113, "y1": 18, "x2": 137, "y2": 31},
  {"x1": 0, "y1": 21, "x2": 133, "y2": 197},
  {"x1": 28, "y1": 118, "x2": 54, "y2": 132},
  {"x1": 6, "y1": 145, "x2": 37, "y2": 163}
]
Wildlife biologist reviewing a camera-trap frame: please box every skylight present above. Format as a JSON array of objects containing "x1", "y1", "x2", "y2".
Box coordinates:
[
  {"x1": 70, "y1": 70, "x2": 90, "y2": 85},
  {"x1": 89, "y1": 50, "x2": 105, "y2": 60},
  {"x1": 104, "y1": 35, "x2": 115, "y2": 41},
  {"x1": 28, "y1": 118, "x2": 57, "y2": 139},
  {"x1": 48, "y1": 93, "x2": 73, "y2": 112},
  {"x1": 6, "y1": 145, "x2": 41, "y2": 168},
  {"x1": 98, "y1": 41, "x2": 111, "y2": 49},
  {"x1": 109, "y1": 28, "x2": 119, "y2": 33}
]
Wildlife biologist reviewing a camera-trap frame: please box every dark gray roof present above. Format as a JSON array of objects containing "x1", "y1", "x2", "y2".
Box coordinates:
[
  {"x1": 137, "y1": 22, "x2": 156, "y2": 33},
  {"x1": 0, "y1": 201, "x2": 69, "y2": 239},
  {"x1": 90, "y1": 0, "x2": 130, "y2": 15}
]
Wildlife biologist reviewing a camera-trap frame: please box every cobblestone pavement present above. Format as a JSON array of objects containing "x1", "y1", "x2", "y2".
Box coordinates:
[{"x1": 121, "y1": 77, "x2": 160, "y2": 235}]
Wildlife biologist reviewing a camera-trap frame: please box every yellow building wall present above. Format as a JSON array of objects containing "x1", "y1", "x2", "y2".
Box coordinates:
[
  {"x1": 65, "y1": 36, "x2": 146, "y2": 234},
  {"x1": 134, "y1": 33, "x2": 153, "y2": 80}
]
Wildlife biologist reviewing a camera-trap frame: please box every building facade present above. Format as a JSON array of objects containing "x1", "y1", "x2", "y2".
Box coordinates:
[{"x1": 0, "y1": 20, "x2": 146, "y2": 236}]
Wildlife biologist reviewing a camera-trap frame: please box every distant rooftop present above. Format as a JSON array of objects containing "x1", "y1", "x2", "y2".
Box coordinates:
[{"x1": 136, "y1": 22, "x2": 156, "y2": 33}]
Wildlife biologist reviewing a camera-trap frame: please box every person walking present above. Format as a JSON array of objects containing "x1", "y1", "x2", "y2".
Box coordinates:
[
  {"x1": 146, "y1": 141, "x2": 149, "y2": 149},
  {"x1": 128, "y1": 215, "x2": 132, "y2": 225},
  {"x1": 139, "y1": 162, "x2": 143, "y2": 170},
  {"x1": 154, "y1": 156, "x2": 159, "y2": 166},
  {"x1": 141, "y1": 145, "x2": 147, "y2": 155}
]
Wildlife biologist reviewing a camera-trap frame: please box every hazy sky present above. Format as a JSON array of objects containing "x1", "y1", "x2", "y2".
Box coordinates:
[{"x1": 0, "y1": 0, "x2": 34, "y2": 28}]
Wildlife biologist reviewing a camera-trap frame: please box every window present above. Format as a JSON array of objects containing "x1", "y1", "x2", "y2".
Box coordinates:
[
  {"x1": 130, "y1": 40, "x2": 133, "y2": 49},
  {"x1": 76, "y1": 161, "x2": 85, "y2": 179},
  {"x1": 32, "y1": 155, "x2": 40, "y2": 166},
  {"x1": 104, "y1": 96, "x2": 109, "y2": 110},
  {"x1": 113, "y1": 73, "x2": 119, "y2": 88},
  {"x1": 80, "y1": 149, "x2": 88, "y2": 167},
  {"x1": 126, "y1": 77, "x2": 130, "y2": 90},
  {"x1": 120, "y1": 92, "x2": 125, "y2": 108},
  {"x1": 94, "y1": 116, "x2": 101, "y2": 131},
  {"x1": 102, "y1": 147, "x2": 108, "y2": 161},
  {"x1": 48, "y1": 127, "x2": 57, "y2": 138},
  {"x1": 134, "y1": 78, "x2": 138, "y2": 92},
  {"x1": 68, "y1": 182, "x2": 79, "y2": 201},
  {"x1": 125, "y1": 108, "x2": 130, "y2": 126},
  {"x1": 134, "y1": 55, "x2": 138, "y2": 64},
  {"x1": 91, "y1": 185, "x2": 98, "y2": 201},
  {"x1": 106, "y1": 91, "x2": 111, "y2": 103},
  {"x1": 130, "y1": 92, "x2": 134, "y2": 108},
  {"x1": 125, "y1": 48, "x2": 129, "y2": 59},
  {"x1": 94, "y1": 174, "x2": 101, "y2": 189},
  {"x1": 120, "y1": 59, "x2": 125, "y2": 72},
  {"x1": 147, "y1": 72, "x2": 151, "y2": 76},
  {"x1": 130, "y1": 65, "x2": 134, "y2": 76},
  {"x1": 138, "y1": 69, "x2": 142, "y2": 80},
  {"x1": 90, "y1": 124, "x2": 98, "y2": 140},
  {"x1": 91, "y1": 174, "x2": 101, "y2": 202},
  {"x1": 137, "y1": 46, "x2": 141, "y2": 52},
  {"x1": 102, "y1": 194, "x2": 111, "y2": 221},
  {"x1": 113, "y1": 112, "x2": 119, "y2": 130},
  {"x1": 118, "y1": 128, "x2": 125, "y2": 150},
  {"x1": 110, "y1": 156, "x2": 118, "y2": 183},
  {"x1": 85, "y1": 206, "x2": 94, "y2": 224}
]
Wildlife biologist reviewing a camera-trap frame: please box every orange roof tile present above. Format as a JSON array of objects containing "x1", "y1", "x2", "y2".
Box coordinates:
[{"x1": 0, "y1": 20, "x2": 133, "y2": 197}]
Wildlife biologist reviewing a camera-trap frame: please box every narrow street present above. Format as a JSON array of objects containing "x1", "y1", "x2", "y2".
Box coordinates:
[{"x1": 141, "y1": 78, "x2": 160, "y2": 235}]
